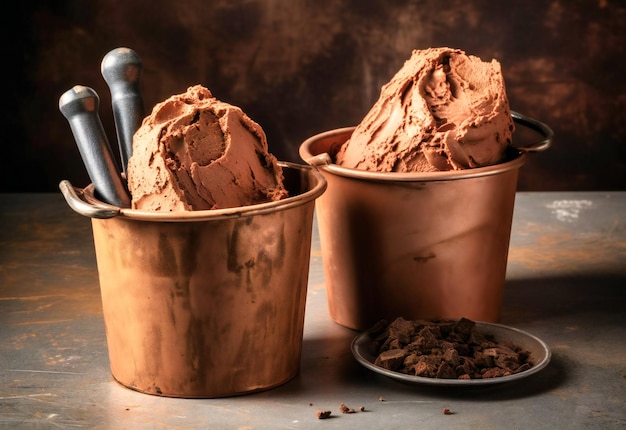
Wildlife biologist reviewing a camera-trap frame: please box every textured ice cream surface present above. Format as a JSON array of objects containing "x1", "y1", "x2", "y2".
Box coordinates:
[
  {"x1": 127, "y1": 85, "x2": 288, "y2": 211},
  {"x1": 336, "y1": 47, "x2": 515, "y2": 172}
]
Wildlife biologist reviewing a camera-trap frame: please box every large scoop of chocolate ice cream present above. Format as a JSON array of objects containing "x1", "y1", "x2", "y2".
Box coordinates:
[
  {"x1": 127, "y1": 85, "x2": 287, "y2": 211},
  {"x1": 336, "y1": 48, "x2": 514, "y2": 172}
]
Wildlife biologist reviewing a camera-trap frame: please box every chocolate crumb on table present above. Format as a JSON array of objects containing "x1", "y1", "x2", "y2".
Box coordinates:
[
  {"x1": 370, "y1": 317, "x2": 533, "y2": 379},
  {"x1": 316, "y1": 410, "x2": 332, "y2": 419},
  {"x1": 339, "y1": 403, "x2": 357, "y2": 414}
]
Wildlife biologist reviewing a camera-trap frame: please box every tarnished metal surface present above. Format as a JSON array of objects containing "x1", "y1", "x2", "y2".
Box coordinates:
[
  {"x1": 63, "y1": 164, "x2": 325, "y2": 398},
  {"x1": 91, "y1": 200, "x2": 315, "y2": 397},
  {"x1": 1, "y1": 192, "x2": 625, "y2": 428}
]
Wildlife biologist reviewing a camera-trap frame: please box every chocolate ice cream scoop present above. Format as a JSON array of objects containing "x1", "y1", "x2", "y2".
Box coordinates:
[
  {"x1": 59, "y1": 85, "x2": 131, "y2": 207},
  {"x1": 126, "y1": 85, "x2": 288, "y2": 211},
  {"x1": 101, "y1": 47, "x2": 145, "y2": 174},
  {"x1": 336, "y1": 47, "x2": 515, "y2": 173}
]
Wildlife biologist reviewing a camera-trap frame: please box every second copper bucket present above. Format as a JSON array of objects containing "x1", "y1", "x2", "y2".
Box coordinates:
[
  {"x1": 299, "y1": 113, "x2": 552, "y2": 331},
  {"x1": 60, "y1": 162, "x2": 326, "y2": 397}
]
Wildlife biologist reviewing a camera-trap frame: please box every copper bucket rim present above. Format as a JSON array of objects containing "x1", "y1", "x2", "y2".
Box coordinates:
[
  {"x1": 299, "y1": 111, "x2": 552, "y2": 183},
  {"x1": 59, "y1": 161, "x2": 327, "y2": 222}
]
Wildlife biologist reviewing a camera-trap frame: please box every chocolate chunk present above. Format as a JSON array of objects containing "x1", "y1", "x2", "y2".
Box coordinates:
[
  {"x1": 316, "y1": 410, "x2": 332, "y2": 419},
  {"x1": 339, "y1": 403, "x2": 356, "y2": 414},
  {"x1": 453, "y1": 317, "x2": 476, "y2": 340},
  {"x1": 436, "y1": 362, "x2": 457, "y2": 379},
  {"x1": 371, "y1": 317, "x2": 533, "y2": 380},
  {"x1": 443, "y1": 348, "x2": 460, "y2": 367},
  {"x1": 374, "y1": 349, "x2": 408, "y2": 371}
]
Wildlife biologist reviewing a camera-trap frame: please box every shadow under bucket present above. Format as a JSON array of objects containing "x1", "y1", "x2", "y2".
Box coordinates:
[
  {"x1": 60, "y1": 162, "x2": 326, "y2": 398},
  {"x1": 299, "y1": 112, "x2": 552, "y2": 331}
]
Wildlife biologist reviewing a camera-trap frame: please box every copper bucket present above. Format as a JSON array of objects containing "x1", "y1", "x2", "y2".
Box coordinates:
[
  {"x1": 60, "y1": 162, "x2": 326, "y2": 397},
  {"x1": 299, "y1": 112, "x2": 552, "y2": 331}
]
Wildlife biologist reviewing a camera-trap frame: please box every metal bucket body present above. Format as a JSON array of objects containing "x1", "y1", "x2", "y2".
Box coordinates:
[
  {"x1": 300, "y1": 128, "x2": 527, "y2": 331},
  {"x1": 62, "y1": 163, "x2": 326, "y2": 397}
]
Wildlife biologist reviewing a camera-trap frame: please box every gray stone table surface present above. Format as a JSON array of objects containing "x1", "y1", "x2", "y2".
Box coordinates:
[{"x1": 1, "y1": 192, "x2": 624, "y2": 429}]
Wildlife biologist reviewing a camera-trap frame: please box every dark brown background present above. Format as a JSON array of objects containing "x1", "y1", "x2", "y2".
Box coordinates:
[{"x1": 7, "y1": 0, "x2": 626, "y2": 192}]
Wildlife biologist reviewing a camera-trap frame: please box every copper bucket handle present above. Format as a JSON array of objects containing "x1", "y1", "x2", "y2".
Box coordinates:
[
  {"x1": 510, "y1": 111, "x2": 553, "y2": 153},
  {"x1": 59, "y1": 179, "x2": 121, "y2": 219}
]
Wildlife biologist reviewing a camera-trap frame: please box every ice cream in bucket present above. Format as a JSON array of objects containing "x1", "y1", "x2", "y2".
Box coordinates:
[
  {"x1": 60, "y1": 162, "x2": 326, "y2": 397},
  {"x1": 299, "y1": 113, "x2": 551, "y2": 331}
]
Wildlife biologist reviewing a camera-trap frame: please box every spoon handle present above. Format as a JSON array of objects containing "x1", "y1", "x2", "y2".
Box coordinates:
[
  {"x1": 101, "y1": 47, "x2": 145, "y2": 174},
  {"x1": 59, "y1": 85, "x2": 131, "y2": 208}
]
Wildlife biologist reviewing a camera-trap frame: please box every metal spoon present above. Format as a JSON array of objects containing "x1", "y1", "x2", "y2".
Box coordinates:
[
  {"x1": 101, "y1": 47, "x2": 145, "y2": 175},
  {"x1": 59, "y1": 85, "x2": 131, "y2": 208}
]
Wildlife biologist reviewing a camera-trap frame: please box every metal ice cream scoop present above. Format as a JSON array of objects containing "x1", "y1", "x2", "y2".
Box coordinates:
[
  {"x1": 59, "y1": 85, "x2": 131, "y2": 208},
  {"x1": 101, "y1": 47, "x2": 145, "y2": 175}
]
